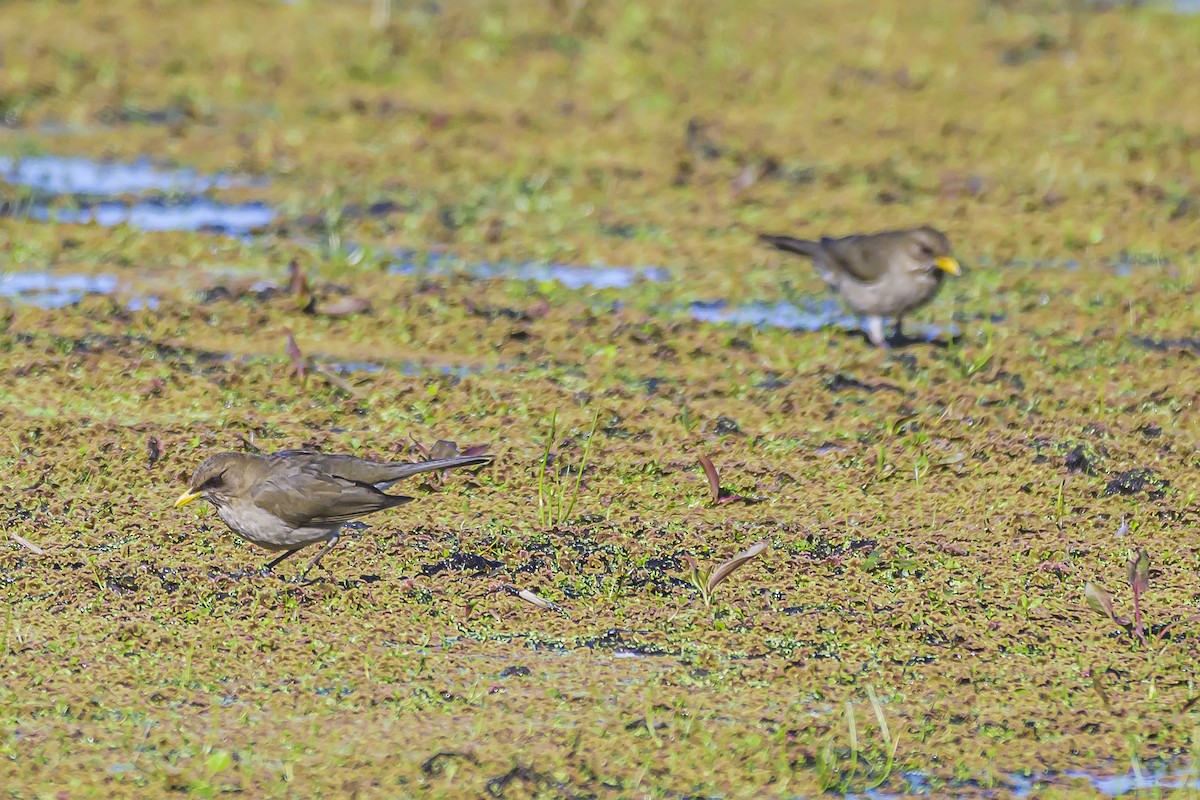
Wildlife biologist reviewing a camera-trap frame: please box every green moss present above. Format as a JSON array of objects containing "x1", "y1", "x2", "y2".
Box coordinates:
[{"x1": 3, "y1": 0, "x2": 1200, "y2": 796}]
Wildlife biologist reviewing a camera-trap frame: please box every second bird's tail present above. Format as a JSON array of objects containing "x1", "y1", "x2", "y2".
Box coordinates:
[
  {"x1": 758, "y1": 234, "x2": 821, "y2": 259},
  {"x1": 386, "y1": 454, "x2": 494, "y2": 482}
]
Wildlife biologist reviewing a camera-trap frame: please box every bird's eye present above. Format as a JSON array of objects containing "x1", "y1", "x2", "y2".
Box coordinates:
[{"x1": 201, "y1": 474, "x2": 224, "y2": 490}]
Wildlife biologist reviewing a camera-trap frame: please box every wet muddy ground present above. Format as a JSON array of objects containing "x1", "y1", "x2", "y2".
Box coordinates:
[{"x1": 2, "y1": 0, "x2": 1200, "y2": 797}]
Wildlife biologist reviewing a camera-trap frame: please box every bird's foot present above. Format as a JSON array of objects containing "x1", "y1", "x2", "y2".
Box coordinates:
[
  {"x1": 865, "y1": 317, "x2": 889, "y2": 348},
  {"x1": 292, "y1": 563, "x2": 332, "y2": 585}
]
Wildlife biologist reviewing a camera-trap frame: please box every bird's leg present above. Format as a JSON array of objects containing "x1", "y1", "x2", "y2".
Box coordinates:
[
  {"x1": 892, "y1": 316, "x2": 905, "y2": 344},
  {"x1": 262, "y1": 548, "x2": 303, "y2": 575},
  {"x1": 865, "y1": 317, "x2": 888, "y2": 348},
  {"x1": 295, "y1": 532, "x2": 341, "y2": 584}
]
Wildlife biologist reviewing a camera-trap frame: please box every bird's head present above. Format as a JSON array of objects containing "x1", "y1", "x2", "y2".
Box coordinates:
[
  {"x1": 174, "y1": 452, "x2": 264, "y2": 510},
  {"x1": 907, "y1": 227, "x2": 961, "y2": 277}
]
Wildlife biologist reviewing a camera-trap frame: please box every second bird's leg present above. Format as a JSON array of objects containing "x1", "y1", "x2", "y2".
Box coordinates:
[
  {"x1": 263, "y1": 548, "x2": 303, "y2": 575},
  {"x1": 295, "y1": 532, "x2": 342, "y2": 583},
  {"x1": 893, "y1": 316, "x2": 905, "y2": 343},
  {"x1": 865, "y1": 317, "x2": 887, "y2": 348}
]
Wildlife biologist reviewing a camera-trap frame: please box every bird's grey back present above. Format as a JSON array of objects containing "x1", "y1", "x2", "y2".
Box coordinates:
[
  {"x1": 266, "y1": 451, "x2": 492, "y2": 490},
  {"x1": 816, "y1": 234, "x2": 899, "y2": 283}
]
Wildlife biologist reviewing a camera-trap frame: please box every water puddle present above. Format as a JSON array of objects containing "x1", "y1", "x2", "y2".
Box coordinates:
[
  {"x1": 1049, "y1": 763, "x2": 1198, "y2": 795},
  {"x1": 0, "y1": 155, "x2": 261, "y2": 195},
  {"x1": 580, "y1": 629, "x2": 675, "y2": 657},
  {"x1": 0, "y1": 155, "x2": 691, "y2": 266},
  {"x1": 323, "y1": 359, "x2": 386, "y2": 374},
  {"x1": 687, "y1": 298, "x2": 959, "y2": 342},
  {"x1": 0, "y1": 271, "x2": 121, "y2": 309},
  {"x1": 0, "y1": 154, "x2": 274, "y2": 236},
  {"x1": 842, "y1": 762, "x2": 1198, "y2": 799},
  {"x1": 389, "y1": 251, "x2": 669, "y2": 290},
  {"x1": 26, "y1": 199, "x2": 275, "y2": 236},
  {"x1": 324, "y1": 358, "x2": 494, "y2": 377},
  {"x1": 1129, "y1": 334, "x2": 1200, "y2": 355}
]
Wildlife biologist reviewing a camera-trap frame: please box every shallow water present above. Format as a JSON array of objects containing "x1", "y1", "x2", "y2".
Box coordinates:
[
  {"x1": 0, "y1": 271, "x2": 120, "y2": 309},
  {"x1": 1059, "y1": 763, "x2": 1199, "y2": 796},
  {"x1": 1, "y1": 154, "x2": 274, "y2": 235},
  {"x1": 0, "y1": 155, "x2": 262, "y2": 195},
  {"x1": 389, "y1": 251, "x2": 670, "y2": 290},
  {"x1": 324, "y1": 358, "x2": 492, "y2": 377},
  {"x1": 687, "y1": 297, "x2": 960, "y2": 341},
  {"x1": 841, "y1": 762, "x2": 1200, "y2": 799},
  {"x1": 27, "y1": 198, "x2": 275, "y2": 236}
]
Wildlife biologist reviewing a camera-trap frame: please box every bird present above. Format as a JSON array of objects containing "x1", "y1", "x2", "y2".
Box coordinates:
[
  {"x1": 758, "y1": 227, "x2": 961, "y2": 347},
  {"x1": 174, "y1": 450, "x2": 493, "y2": 581}
]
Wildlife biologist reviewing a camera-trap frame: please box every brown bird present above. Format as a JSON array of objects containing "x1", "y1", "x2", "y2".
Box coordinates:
[
  {"x1": 758, "y1": 227, "x2": 961, "y2": 347},
  {"x1": 174, "y1": 450, "x2": 492, "y2": 581}
]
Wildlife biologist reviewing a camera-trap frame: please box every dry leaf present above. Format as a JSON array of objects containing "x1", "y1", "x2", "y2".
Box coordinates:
[
  {"x1": 428, "y1": 440, "x2": 460, "y2": 460},
  {"x1": 698, "y1": 454, "x2": 721, "y2": 504},
  {"x1": 287, "y1": 259, "x2": 308, "y2": 296},
  {"x1": 1127, "y1": 548, "x2": 1150, "y2": 596},
  {"x1": 315, "y1": 296, "x2": 371, "y2": 317},
  {"x1": 514, "y1": 588, "x2": 568, "y2": 617},
  {"x1": 9, "y1": 532, "x2": 45, "y2": 555},
  {"x1": 287, "y1": 259, "x2": 315, "y2": 312},
  {"x1": 731, "y1": 163, "x2": 759, "y2": 195},
  {"x1": 1084, "y1": 582, "x2": 1129, "y2": 626},
  {"x1": 933, "y1": 453, "x2": 967, "y2": 469},
  {"x1": 696, "y1": 454, "x2": 762, "y2": 504},
  {"x1": 311, "y1": 363, "x2": 361, "y2": 397},
  {"x1": 284, "y1": 331, "x2": 306, "y2": 384},
  {"x1": 706, "y1": 541, "x2": 768, "y2": 594}
]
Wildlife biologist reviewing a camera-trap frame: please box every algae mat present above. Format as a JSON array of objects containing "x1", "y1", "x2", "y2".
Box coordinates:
[{"x1": 2, "y1": 0, "x2": 1200, "y2": 797}]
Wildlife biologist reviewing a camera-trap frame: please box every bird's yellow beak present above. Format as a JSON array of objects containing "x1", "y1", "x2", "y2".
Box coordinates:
[
  {"x1": 935, "y1": 256, "x2": 961, "y2": 276},
  {"x1": 174, "y1": 490, "x2": 203, "y2": 508}
]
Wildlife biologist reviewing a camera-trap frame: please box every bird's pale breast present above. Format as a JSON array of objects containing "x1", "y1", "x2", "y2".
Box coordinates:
[
  {"x1": 832, "y1": 265, "x2": 943, "y2": 317},
  {"x1": 216, "y1": 499, "x2": 338, "y2": 551}
]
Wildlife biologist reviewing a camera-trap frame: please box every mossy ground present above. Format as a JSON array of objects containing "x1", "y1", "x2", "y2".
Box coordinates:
[{"x1": 2, "y1": 0, "x2": 1200, "y2": 797}]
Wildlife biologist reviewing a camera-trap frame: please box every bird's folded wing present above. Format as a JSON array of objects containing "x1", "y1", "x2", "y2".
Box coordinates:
[
  {"x1": 250, "y1": 468, "x2": 414, "y2": 526},
  {"x1": 820, "y1": 236, "x2": 891, "y2": 283}
]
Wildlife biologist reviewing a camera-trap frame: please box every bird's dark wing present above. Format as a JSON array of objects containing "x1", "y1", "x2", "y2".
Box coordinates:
[
  {"x1": 817, "y1": 234, "x2": 895, "y2": 283},
  {"x1": 250, "y1": 466, "x2": 414, "y2": 527},
  {"x1": 268, "y1": 452, "x2": 492, "y2": 490}
]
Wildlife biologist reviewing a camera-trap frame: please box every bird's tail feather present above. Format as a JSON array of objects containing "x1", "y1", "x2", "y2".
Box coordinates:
[
  {"x1": 385, "y1": 454, "x2": 493, "y2": 481},
  {"x1": 758, "y1": 234, "x2": 822, "y2": 259}
]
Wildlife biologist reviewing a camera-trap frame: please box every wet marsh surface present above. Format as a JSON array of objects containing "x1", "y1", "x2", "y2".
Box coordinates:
[{"x1": 2, "y1": 0, "x2": 1200, "y2": 797}]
